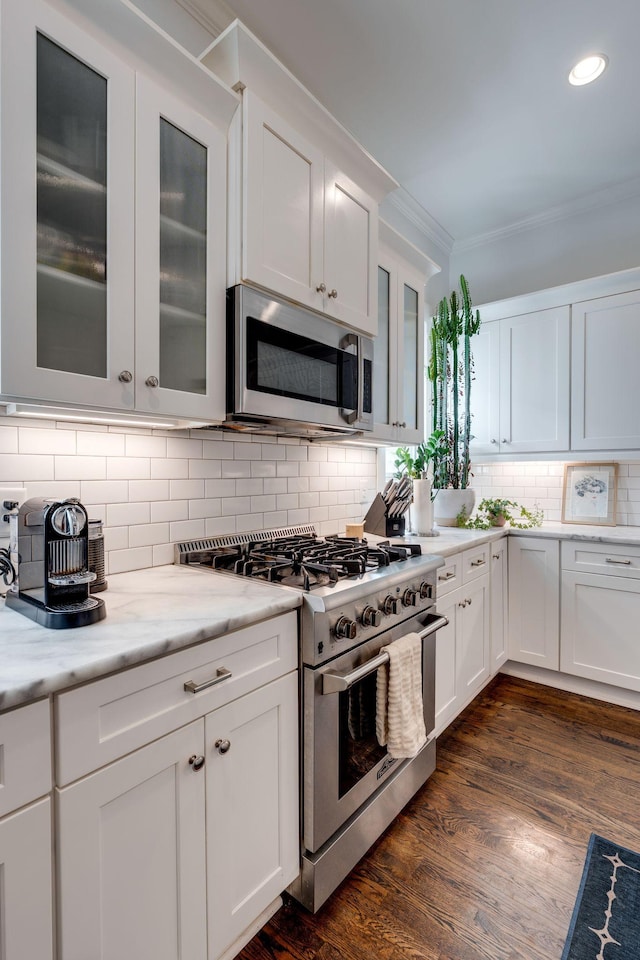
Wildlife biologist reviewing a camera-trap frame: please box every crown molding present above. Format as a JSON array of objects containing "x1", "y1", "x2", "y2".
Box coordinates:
[
  {"x1": 454, "y1": 176, "x2": 640, "y2": 254},
  {"x1": 174, "y1": 0, "x2": 234, "y2": 40},
  {"x1": 384, "y1": 187, "x2": 454, "y2": 257}
]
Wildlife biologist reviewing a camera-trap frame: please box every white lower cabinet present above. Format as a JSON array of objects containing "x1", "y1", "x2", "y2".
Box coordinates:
[
  {"x1": 490, "y1": 538, "x2": 508, "y2": 673},
  {"x1": 508, "y1": 536, "x2": 559, "y2": 669},
  {"x1": 435, "y1": 546, "x2": 490, "y2": 736},
  {"x1": 206, "y1": 673, "x2": 299, "y2": 956},
  {"x1": 55, "y1": 612, "x2": 299, "y2": 960},
  {"x1": 561, "y1": 541, "x2": 640, "y2": 691},
  {"x1": 0, "y1": 799, "x2": 53, "y2": 960},
  {"x1": 58, "y1": 721, "x2": 207, "y2": 960}
]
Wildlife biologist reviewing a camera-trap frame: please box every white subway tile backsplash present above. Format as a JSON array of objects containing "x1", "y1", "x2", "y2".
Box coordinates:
[
  {"x1": 20, "y1": 428, "x2": 76, "y2": 455},
  {"x1": 77, "y1": 432, "x2": 125, "y2": 457},
  {"x1": 151, "y1": 458, "x2": 189, "y2": 480},
  {"x1": 0, "y1": 414, "x2": 378, "y2": 574}
]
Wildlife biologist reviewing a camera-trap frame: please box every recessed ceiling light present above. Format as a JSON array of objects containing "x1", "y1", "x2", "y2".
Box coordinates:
[{"x1": 568, "y1": 54, "x2": 608, "y2": 86}]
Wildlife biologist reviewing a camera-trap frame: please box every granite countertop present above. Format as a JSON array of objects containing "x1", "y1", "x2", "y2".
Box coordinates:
[{"x1": 0, "y1": 565, "x2": 301, "y2": 712}]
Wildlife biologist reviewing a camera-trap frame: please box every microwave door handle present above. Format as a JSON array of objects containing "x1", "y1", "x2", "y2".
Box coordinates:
[
  {"x1": 322, "y1": 614, "x2": 449, "y2": 694},
  {"x1": 338, "y1": 333, "x2": 361, "y2": 425}
]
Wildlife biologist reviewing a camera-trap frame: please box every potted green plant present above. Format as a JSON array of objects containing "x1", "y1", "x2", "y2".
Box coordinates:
[
  {"x1": 394, "y1": 430, "x2": 447, "y2": 534},
  {"x1": 456, "y1": 498, "x2": 543, "y2": 530},
  {"x1": 428, "y1": 275, "x2": 482, "y2": 525}
]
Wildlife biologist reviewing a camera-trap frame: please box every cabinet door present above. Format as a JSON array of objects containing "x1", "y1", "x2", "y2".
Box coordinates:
[
  {"x1": 1, "y1": 0, "x2": 135, "y2": 408},
  {"x1": 135, "y1": 76, "x2": 227, "y2": 420},
  {"x1": 372, "y1": 262, "x2": 396, "y2": 440},
  {"x1": 57, "y1": 721, "x2": 207, "y2": 960},
  {"x1": 434, "y1": 588, "x2": 460, "y2": 736},
  {"x1": 571, "y1": 290, "x2": 640, "y2": 449},
  {"x1": 458, "y1": 575, "x2": 491, "y2": 700},
  {"x1": 0, "y1": 799, "x2": 53, "y2": 960},
  {"x1": 490, "y1": 539, "x2": 508, "y2": 674},
  {"x1": 561, "y1": 571, "x2": 640, "y2": 691},
  {"x1": 206, "y1": 673, "x2": 299, "y2": 957},
  {"x1": 243, "y1": 92, "x2": 324, "y2": 312},
  {"x1": 395, "y1": 265, "x2": 425, "y2": 444},
  {"x1": 508, "y1": 537, "x2": 559, "y2": 669},
  {"x1": 499, "y1": 307, "x2": 570, "y2": 453},
  {"x1": 323, "y1": 163, "x2": 378, "y2": 335},
  {"x1": 469, "y1": 320, "x2": 500, "y2": 456}
]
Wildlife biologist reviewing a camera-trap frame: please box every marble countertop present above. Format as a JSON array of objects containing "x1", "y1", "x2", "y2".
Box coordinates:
[
  {"x1": 0, "y1": 565, "x2": 301, "y2": 712},
  {"x1": 3, "y1": 521, "x2": 639, "y2": 712}
]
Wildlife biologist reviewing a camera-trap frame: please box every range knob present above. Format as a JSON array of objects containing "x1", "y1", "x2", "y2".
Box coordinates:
[
  {"x1": 402, "y1": 588, "x2": 417, "y2": 607},
  {"x1": 382, "y1": 595, "x2": 400, "y2": 616},
  {"x1": 419, "y1": 581, "x2": 432, "y2": 600},
  {"x1": 334, "y1": 616, "x2": 357, "y2": 640},
  {"x1": 361, "y1": 605, "x2": 382, "y2": 628}
]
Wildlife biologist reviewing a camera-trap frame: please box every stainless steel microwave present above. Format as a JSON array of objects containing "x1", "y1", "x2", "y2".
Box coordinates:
[{"x1": 225, "y1": 285, "x2": 374, "y2": 438}]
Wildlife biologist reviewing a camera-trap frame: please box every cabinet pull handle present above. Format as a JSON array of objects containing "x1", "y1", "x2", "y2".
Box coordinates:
[
  {"x1": 439, "y1": 571, "x2": 456, "y2": 581},
  {"x1": 145, "y1": 375, "x2": 159, "y2": 388},
  {"x1": 458, "y1": 600, "x2": 466, "y2": 608},
  {"x1": 215, "y1": 738, "x2": 231, "y2": 755},
  {"x1": 316, "y1": 282, "x2": 327, "y2": 293},
  {"x1": 189, "y1": 754, "x2": 205, "y2": 771},
  {"x1": 118, "y1": 370, "x2": 133, "y2": 383},
  {"x1": 492, "y1": 554, "x2": 500, "y2": 560},
  {"x1": 184, "y1": 667, "x2": 232, "y2": 694},
  {"x1": 467, "y1": 598, "x2": 472, "y2": 605},
  {"x1": 470, "y1": 558, "x2": 486, "y2": 567},
  {"x1": 328, "y1": 288, "x2": 338, "y2": 299},
  {"x1": 605, "y1": 557, "x2": 632, "y2": 565}
]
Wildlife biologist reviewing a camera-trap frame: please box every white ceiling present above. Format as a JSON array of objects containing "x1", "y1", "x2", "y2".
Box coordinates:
[{"x1": 195, "y1": 0, "x2": 640, "y2": 248}]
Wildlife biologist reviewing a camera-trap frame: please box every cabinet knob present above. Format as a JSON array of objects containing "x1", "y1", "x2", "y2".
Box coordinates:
[
  {"x1": 328, "y1": 288, "x2": 338, "y2": 299},
  {"x1": 492, "y1": 554, "x2": 501, "y2": 560},
  {"x1": 502, "y1": 438, "x2": 509, "y2": 444},
  {"x1": 316, "y1": 282, "x2": 327, "y2": 293},
  {"x1": 188, "y1": 754, "x2": 205, "y2": 771},
  {"x1": 215, "y1": 738, "x2": 231, "y2": 755},
  {"x1": 400, "y1": 422, "x2": 407, "y2": 429},
  {"x1": 458, "y1": 600, "x2": 467, "y2": 608},
  {"x1": 491, "y1": 439, "x2": 498, "y2": 444},
  {"x1": 145, "y1": 375, "x2": 159, "y2": 388},
  {"x1": 118, "y1": 370, "x2": 133, "y2": 383}
]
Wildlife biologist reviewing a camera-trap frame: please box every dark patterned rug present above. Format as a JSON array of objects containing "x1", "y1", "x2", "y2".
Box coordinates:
[{"x1": 562, "y1": 834, "x2": 640, "y2": 959}]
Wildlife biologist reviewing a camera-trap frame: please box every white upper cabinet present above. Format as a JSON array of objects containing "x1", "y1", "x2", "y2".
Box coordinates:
[
  {"x1": 1, "y1": 0, "x2": 135, "y2": 409},
  {"x1": 470, "y1": 306, "x2": 570, "y2": 455},
  {"x1": 135, "y1": 77, "x2": 227, "y2": 420},
  {"x1": 571, "y1": 290, "x2": 640, "y2": 450},
  {"x1": 373, "y1": 222, "x2": 439, "y2": 444},
  {"x1": 201, "y1": 22, "x2": 397, "y2": 338},
  {"x1": 0, "y1": 0, "x2": 237, "y2": 420}
]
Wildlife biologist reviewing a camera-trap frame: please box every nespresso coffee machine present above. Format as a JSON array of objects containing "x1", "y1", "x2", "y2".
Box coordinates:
[{"x1": 6, "y1": 497, "x2": 106, "y2": 628}]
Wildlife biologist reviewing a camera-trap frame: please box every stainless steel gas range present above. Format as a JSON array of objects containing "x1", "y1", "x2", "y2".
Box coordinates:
[{"x1": 175, "y1": 525, "x2": 447, "y2": 912}]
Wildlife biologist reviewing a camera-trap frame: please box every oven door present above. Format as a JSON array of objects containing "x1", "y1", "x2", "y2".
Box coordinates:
[
  {"x1": 303, "y1": 610, "x2": 447, "y2": 854},
  {"x1": 228, "y1": 284, "x2": 373, "y2": 432}
]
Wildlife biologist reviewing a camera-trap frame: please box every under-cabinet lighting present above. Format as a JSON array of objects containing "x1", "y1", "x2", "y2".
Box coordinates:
[
  {"x1": 568, "y1": 54, "x2": 608, "y2": 86},
  {"x1": 2, "y1": 403, "x2": 190, "y2": 430}
]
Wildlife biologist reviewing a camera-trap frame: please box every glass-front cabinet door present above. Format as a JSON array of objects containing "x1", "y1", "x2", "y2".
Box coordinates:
[
  {"x1": 373, "y1": 234, "x2": 426, "y2": 444},
  {"x1": 1, "y1": 0, "x2": 135, "y2": 408},
  {"x1": 135, "y1": 78, "x2": 226, "y2": 420}
]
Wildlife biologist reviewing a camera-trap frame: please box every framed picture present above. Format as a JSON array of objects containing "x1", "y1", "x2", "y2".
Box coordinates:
[{"x1": 561, "y1": 462, "x2": 618, "y2": 525}]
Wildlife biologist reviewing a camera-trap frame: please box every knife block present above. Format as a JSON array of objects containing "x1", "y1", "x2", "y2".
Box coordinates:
[{"x1": 363, "y1": 493, "x2": 406, "y2": 538}]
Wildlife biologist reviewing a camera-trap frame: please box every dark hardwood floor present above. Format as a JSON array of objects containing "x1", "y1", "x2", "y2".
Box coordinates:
[{"x1": 236, "y1": 675, "x2": 640, "y2": 960}]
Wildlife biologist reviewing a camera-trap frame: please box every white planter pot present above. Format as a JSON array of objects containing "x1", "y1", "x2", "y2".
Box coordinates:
[
  {"x1": 433, "y1": 488, "x2": 476, "y2": 527},
  {"x1": 411, "y1": 479, "x2": 435, "y2": 535}
]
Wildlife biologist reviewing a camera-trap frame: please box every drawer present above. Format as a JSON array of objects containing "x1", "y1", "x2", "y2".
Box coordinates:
[
  {"x1": 462, "y1": 544, "x2": 491, "y2": 583},
  {"x1": 436, "y1": 554, "x2": 461, "y2": 596},
  {"x1": 55, "y1": 611, "x2": 297, "y2": 786},
  {"x1": 0, "y1": 700, "x2": 51, "y2": 817},
  {"x1": 561, "y1": 540, "x2": 640, "y2": 580}
]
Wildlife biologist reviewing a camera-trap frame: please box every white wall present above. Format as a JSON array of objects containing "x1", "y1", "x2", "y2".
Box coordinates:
[
  {"x1": 0, "y1": 418, "x2": 378, "y2": 575},
  {"x1": 451, "y1": 190, "x2": 640, "y2": 305}
]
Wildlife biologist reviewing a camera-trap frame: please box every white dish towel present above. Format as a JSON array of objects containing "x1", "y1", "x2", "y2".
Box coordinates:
[{"x1": 376, "y1": 632, "x2": 427, "y2": 759}]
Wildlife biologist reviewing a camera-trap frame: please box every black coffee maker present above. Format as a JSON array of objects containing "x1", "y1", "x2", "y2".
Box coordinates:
[{"x1": 6, "y1": 497, "x2": 106, "y2": 628}]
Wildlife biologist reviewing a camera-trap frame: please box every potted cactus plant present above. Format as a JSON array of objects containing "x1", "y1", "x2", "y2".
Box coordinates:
[{"x1": 428, "y1": 275, "x2": 482, "y2": 525}]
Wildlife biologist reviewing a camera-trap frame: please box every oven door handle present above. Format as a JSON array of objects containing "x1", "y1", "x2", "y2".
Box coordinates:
[{"x1": 322, "y1": 614, "x2": 449, "y2": 694}]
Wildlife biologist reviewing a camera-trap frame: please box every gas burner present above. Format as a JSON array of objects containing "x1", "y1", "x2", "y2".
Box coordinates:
[{"x1": 175, "y1": 527, "x2": 423, "y2": 592}]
